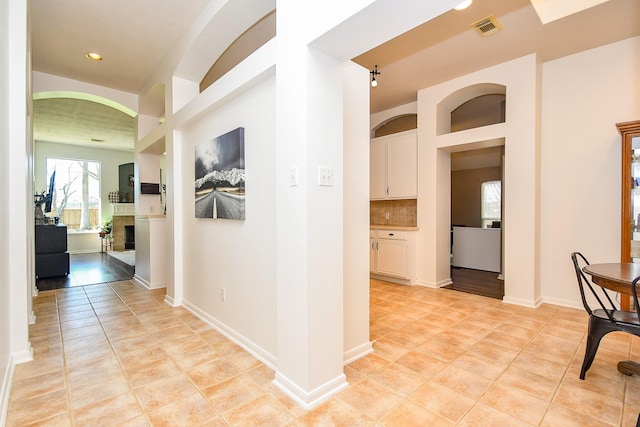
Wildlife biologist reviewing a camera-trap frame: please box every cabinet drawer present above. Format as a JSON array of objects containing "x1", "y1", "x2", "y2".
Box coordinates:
[{"x1": 376, "y1": 230, "x2": 407, "y2": 240}]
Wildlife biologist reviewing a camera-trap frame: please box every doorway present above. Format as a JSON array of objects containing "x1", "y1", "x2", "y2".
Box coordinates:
[{"x1": 446, "y1": 146, "x2": 504, "y2": 299}]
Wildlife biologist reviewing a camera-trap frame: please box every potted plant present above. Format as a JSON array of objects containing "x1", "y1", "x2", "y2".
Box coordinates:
[{"x1": 99, "y1": 218, "x2": 112, "y2": 237}]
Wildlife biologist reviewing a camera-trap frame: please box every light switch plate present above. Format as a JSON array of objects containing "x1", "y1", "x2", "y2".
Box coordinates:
[
  {"x1": 289, "y1": 167, "x2": 298, "y2": 186},
  {"x1": 318, "y1": 166, "x2": 333, "y2": 186}
]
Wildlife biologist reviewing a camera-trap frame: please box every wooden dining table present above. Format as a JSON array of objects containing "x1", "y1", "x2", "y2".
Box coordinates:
[{"x1": 582, "y1": 262, "x2": 640, "y2": 376}]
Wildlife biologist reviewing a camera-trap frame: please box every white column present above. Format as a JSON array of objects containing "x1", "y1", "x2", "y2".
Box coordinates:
[{"x1": 273, "y1": 5, "x2": 347, "y2": 408}]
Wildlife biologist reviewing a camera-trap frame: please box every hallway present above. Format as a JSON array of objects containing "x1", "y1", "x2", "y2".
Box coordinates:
[{"x1": 6, "y1": 279, "x2": 640, "y2": 425}]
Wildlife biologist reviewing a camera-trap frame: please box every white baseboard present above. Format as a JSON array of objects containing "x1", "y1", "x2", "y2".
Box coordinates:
[
  {"x1": 502, "y1": 295, "x2": 543, "y2": 308},
  {"x1": 133, "y1": 274, "x2": 166, "y2": 290},
  {"x1": 415, "y1": 277, "x2": 452, "y2": 288},
  {"x1": 343, "y1": 341, "x2": 373, "y2": 365},
  {"x1": 370, "y1": 274, "x2": 411, "y2": 285},
  {"x1": 163, "y1": 294, "x2": 177, "y2": 307},
  {"x1": 540, "y1": 297, "x2": 583, "y2": 310},
  {"x1": 181, "y1": 299, "x2": 278, "y2": 370},
  {"x1": 1, "y1": 345, "x2": 34, "y2": 426},
  {"x1": 0, "y1": 357, "x2": 14, "y2": 427},
  {"x1": 273, "y1": 371, "x2": 348, "y2": 410}
]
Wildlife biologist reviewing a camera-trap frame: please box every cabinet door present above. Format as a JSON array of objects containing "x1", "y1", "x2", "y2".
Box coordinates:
[
  {"x1": 376, "y1": 238, "x2": 407, "y2": 278},
  {"x1": 386, "y1": 132, "x2": 417, "y2": 198},
  {"x1": 370, "y1": 139, "x2": 387, "y2": 199},
  {"x1": 370, "y1": 237, "x2": 377, "y2": 273}
]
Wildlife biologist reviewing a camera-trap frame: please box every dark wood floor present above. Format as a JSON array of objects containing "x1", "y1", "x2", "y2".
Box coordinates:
[
  {"x1": 444, "y1": 266, "x2": 504, "y2": 299},
  {"x1": 36, "y1": 252, "x2": 134, "y2": 291}
]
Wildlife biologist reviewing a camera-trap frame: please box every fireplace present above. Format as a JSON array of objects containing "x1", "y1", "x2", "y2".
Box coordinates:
[
  {"x1": 124, "y1": 225, "x2": 135, "y2": 250},
  {"x1": 112, "y1": 214, "x2": 135, "y2": 251}
]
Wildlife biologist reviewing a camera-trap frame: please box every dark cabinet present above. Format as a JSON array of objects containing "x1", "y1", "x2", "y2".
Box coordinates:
[{"x1": 35, "y1": 225, "x2": 69, "y2": 279}]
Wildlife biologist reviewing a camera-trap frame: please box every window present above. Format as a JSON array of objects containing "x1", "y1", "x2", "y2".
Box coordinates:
[
  {"x1": 46, "y1": 158, "x2": 101, "y2": 231},
  {"x1": 481, "y1": 180, "x2": 501, "y2": 228}
]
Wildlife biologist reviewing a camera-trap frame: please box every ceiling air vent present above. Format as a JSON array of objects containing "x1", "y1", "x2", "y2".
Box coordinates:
[{"x1": 471, "y1": 15, "x2": 502, "y2": 37}]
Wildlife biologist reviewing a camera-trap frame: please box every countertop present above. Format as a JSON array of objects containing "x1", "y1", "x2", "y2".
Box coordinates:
[{"x1": 370, "y1": 225, "x2": 419, "y2": 231}]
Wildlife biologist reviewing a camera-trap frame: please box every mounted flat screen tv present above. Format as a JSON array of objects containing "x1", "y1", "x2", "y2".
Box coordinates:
[{"x1": 140, "y1": 182, "x2": 160, "y2": 194}]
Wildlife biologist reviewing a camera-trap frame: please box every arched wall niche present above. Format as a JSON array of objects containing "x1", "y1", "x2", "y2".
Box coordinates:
[
  {"x1": 199, "y1": 10, "x2": 276, "y2": 92},
  {"x1": 451, "y1": 94, "x2": 505, "y2": 133},
  {"x1": 372, "y1": 113, "x2": 417, "y2": 138},
  {"x1": 436, "y1": 83, "x2": 506, "y2": 135}
]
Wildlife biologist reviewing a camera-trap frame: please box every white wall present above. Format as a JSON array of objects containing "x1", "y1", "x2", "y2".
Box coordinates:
[
  {"x1": 1, "y1": 0, "x2": 31, "y2": 423},
  {"x1": 180, "y1": 76, "x2": 277, "y2": 361},
  {"x1": 0, "y1": 0, "x2": 12, "y2": 420},
  {"x1": 343, "y1": 61, "x2": 372, "y2": 363},
  {"x1": 372, "y1": 36, "x2": 640, "y2": 310},
  {"x1": 417, "y1": 54, "x2": 541, "y2": 307},
  {"x1": 34, "y1": 141, "x2": 134, "y2": 225},
  {"x1": 540, "y1": 36, "x2": 640, "y2": 307}
]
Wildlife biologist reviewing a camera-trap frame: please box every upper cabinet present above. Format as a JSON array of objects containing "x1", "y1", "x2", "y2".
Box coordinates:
[{"x1": 370, "y1": 130, "x2": 417, "y2": 200}]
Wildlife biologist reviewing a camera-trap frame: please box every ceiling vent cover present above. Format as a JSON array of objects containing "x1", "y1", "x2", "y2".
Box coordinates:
[{"x1": 471, "y1": 15, "x2": 502, "y2": 37}]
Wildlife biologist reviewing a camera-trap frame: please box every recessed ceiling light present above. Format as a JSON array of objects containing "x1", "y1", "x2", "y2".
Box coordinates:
[
  {"x1": 454, "y1": 0, "x2": 472, "y2": 10},
  {"x1": 85, "y1": 52, "x2": 103, "y2": 61}
]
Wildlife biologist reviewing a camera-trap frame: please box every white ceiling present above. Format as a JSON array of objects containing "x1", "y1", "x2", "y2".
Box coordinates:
[{"x1": 30, "y1": 0, "x2": 640, "y2": 151}]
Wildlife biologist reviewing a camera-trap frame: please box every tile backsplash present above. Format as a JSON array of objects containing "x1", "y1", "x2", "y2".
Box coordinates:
[{"x1": 370, "y1": 199, "x2": 417, "y2": 227}]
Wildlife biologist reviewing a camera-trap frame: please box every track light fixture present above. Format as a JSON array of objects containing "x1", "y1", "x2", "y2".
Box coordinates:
[{"x1": 370, "y1": 65, "x2": 381, "y2": 87}]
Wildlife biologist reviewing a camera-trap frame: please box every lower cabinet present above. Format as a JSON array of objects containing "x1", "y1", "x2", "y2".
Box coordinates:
[{"x1": 370, "y1": 230, "x2": 410, "y2": 279}]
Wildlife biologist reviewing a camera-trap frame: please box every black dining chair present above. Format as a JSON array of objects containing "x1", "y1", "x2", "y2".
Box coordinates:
[{"x1": 571, "y1": 252, "x2": 640, "y2": 379}]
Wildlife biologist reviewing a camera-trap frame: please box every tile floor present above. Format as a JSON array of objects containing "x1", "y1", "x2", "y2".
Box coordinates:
[{"x1": 6, "y1": 278, "x2": 640, "y2": 426}]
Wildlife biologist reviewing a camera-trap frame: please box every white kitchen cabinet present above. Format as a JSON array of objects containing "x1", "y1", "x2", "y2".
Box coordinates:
[
  {"x1": 370, "y1": 130, "x2": 417, "y2": 200},
  {"x1": 370, "y1": 230, "x2": 410, "y2": 279}
]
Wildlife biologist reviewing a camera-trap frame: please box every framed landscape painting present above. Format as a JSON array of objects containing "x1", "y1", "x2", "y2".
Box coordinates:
[{"x1": 194, "y1": 127, "x2": 245, "y2": 219}]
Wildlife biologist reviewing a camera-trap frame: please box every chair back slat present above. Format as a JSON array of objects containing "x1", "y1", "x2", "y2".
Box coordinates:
[
  {"x1": 571, "y1": 252, "x2": 617, "y2": 321},
  {"x1": 632, "y1": 276, "x2": 640, "y2": 320}
]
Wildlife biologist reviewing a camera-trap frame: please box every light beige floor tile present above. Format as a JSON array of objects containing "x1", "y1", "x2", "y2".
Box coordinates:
[
  {"x1": 72, "y1": 390, "x2": 143, "y2": 426},
  {"x1": 541, "y1": 403, "x2": 618, "y2": 427},
  {"x1": 6, "y1": 389, "x2": 68, "y2": 426},
  {"x1": 19, "y1": 412, "x2": 72, "y2": 427},
  {"x1": 28, "y1": 321, "x2": 61, "y2": 338},
  {"x1": 553, "y1": 382, "x2": 623, "y2": 425},
  {"x1": 146, "y1": 393, "x2": 218, "y2": 426},
  {"x1": 160, "y1": 332, "x2": 208, "y2": 355},
  {"x1": 171, "y1": 343, "x2": 221, "y2": 370},
  {"x1": 186, "y1": 358, "x2": 240, "y2": 389},
  {"x1": 480, "y1": 382, "x2": 549, "y2": 425},
  {"x1": 222, "y1": 394, "x2": 295, "y2": 426},
  {"x1": 8, "y1": 370, "x2": 65, "y2": 402},
  {"x1": 458, "y1": 402, "x2": 532, "y2": 427},
  {"x1": 433, "y1": 365, "x2": 493, "y2": 398},
  {"x1": 346, "y1": 352, "x2": 390, "y2": 376},
  {"x1": 380, "y1": 400, "x2": 454, "y2": 426},
  {"x1": 12, "y1": 354, "x2": 64, "y2": 381},
  {"x1": 124, "y1": 357, "x2": 180, "y2": 388},
  {"x1": 10, "y1": 279, "x2": 639, "y2": 426},
  {"x1": 498, "y1": 364, "x2": 560, "y2": 400},
  {"x1": 111, "y1": 415, "x2": 150, "y2": 427},
  {"x1": 134, "y1": 373, "x2": 201, "y2": 412},
  {"x1": 451, "y1": 351, "x2": 509, "y2": 381},
  {"x1": 410, "y1": 381, "x2": 476, "y2": 423},
  {"x1": 297, "y1": 399, "x2": 375, "y2": 426},
  {"x1": 67, "y1": 371, "x2": 131, "y2": 410},
  {"x1": 336, "y1": 377, "x2": 404, "y2": 420},
  {"x1": 369, "y1": 361, "x2": 427, "y2": 397},
  {"x1": 511, "y1": 352, "x2": 569, "y2": 381},
  {"x1": 202, "y1": 374, "x2": 265, "y2": 413},
  {"x1": 394, "y1": 350, "x2": 448, "y2": 378},
  {"x1": 65, "y1": 353, "x2": 122, "y2": 387},
  {"x1": 62, "y1": 332, "x2": 110, "y2": 353}
]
